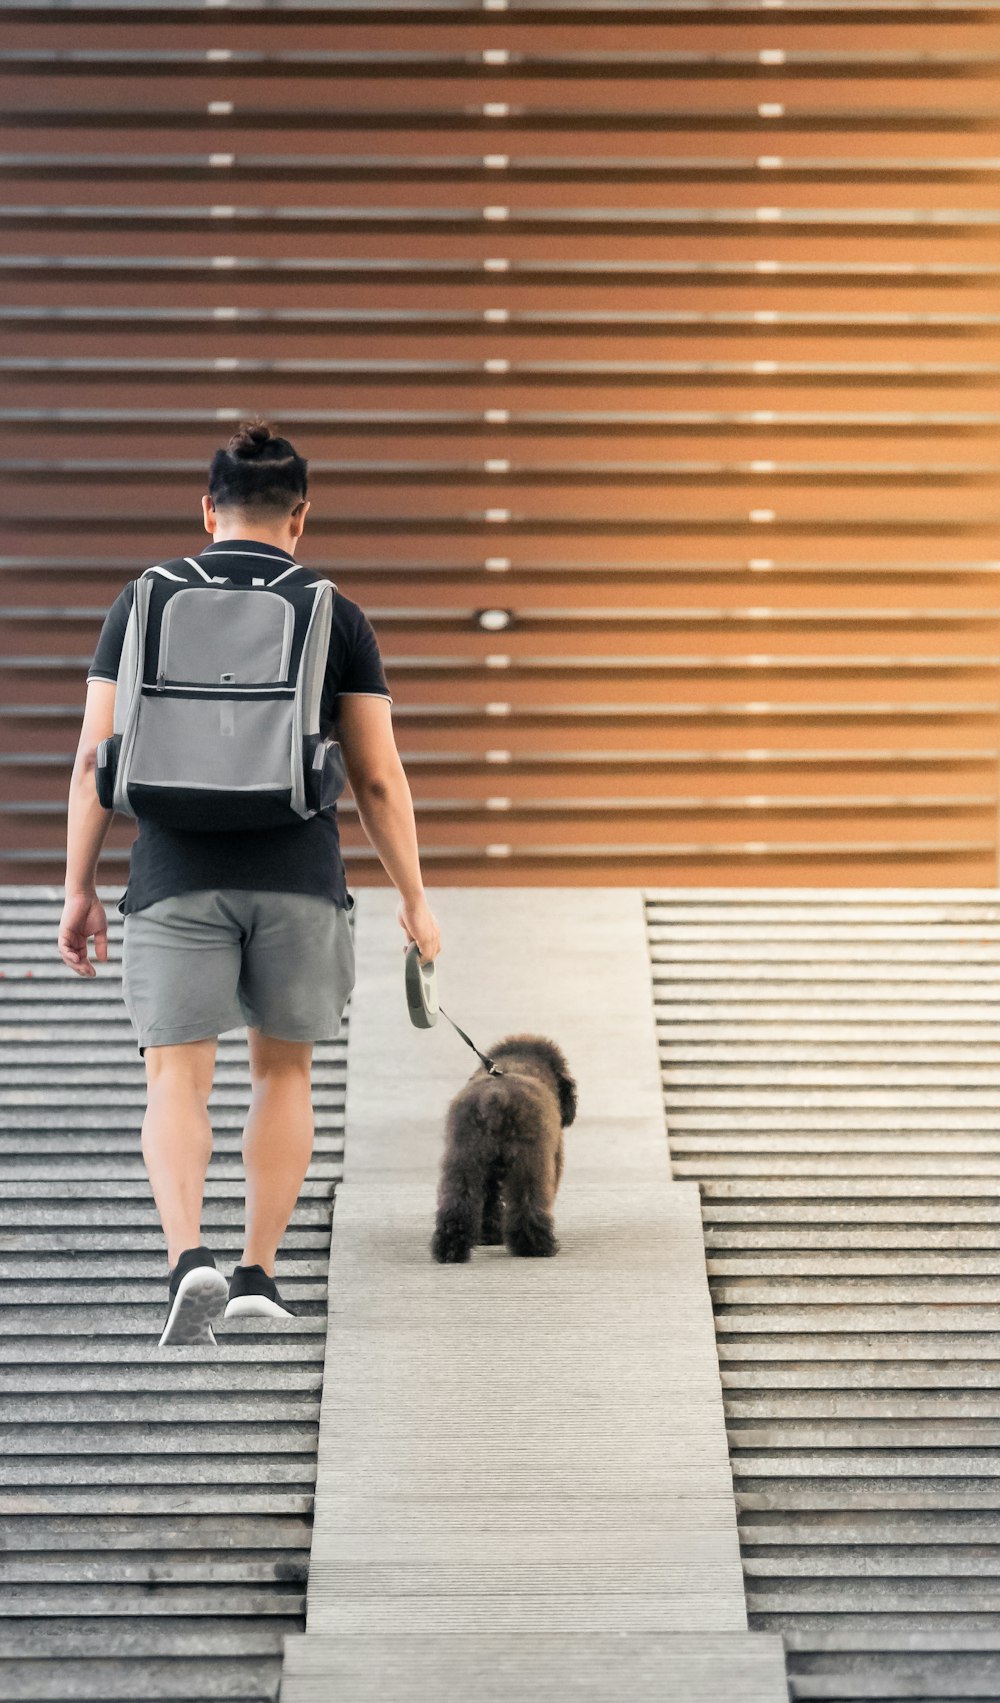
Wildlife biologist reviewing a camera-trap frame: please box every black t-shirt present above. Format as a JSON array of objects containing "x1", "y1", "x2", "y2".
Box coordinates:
[{"x1": 87, "y1": 539, "x2": 392, "y2": 916}]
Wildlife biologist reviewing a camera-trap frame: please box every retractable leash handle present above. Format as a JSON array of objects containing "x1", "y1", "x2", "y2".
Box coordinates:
[
  {"x1": 403, "y1": 942, "x2": 503, "y2": 1075},
  {"x1": 404, "y1": 939, "x2": 438, "y2": 1029}
]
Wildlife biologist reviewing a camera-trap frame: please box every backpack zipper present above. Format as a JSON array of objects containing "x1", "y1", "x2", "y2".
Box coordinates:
[{"x1": 146, "y1": 682, "x2": 294, "y2": 696}]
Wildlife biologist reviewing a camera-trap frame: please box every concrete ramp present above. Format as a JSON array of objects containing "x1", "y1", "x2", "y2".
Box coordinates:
[{"x1": 281, "y1": 889, "x2": 785, "y2": 1700}]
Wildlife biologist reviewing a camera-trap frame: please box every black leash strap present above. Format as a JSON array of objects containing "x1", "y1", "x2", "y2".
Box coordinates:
[{"x1": 438, "y1": 1005, "x2": 504, "y2": 1075}]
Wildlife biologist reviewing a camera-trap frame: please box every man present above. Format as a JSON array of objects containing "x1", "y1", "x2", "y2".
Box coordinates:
[{"x1": 58, "y1": 421, "x2": 441, "y2": 1347}]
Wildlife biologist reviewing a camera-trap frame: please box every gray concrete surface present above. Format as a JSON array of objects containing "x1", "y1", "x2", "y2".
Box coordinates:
[{"x1": 283, "y1": 1632, "x2": 792, "y2": 1701}]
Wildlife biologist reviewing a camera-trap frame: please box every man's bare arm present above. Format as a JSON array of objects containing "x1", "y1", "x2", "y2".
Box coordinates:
[
  {"x1": 65, "y1": 680, "x2": 116, "y2": 896},
  {"x1": 59, "y1": 679, "x2": 116, "y2": 976},
  {"x1": 337, "y1": 695, "x2": 423, "y2": 900},
  {"x1": 335, "y1": 694, "x2": 441, "y2": 962}
]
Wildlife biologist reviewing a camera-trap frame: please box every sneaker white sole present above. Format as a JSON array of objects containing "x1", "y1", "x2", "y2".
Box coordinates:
[
  {"x1": 158, "y1": 1265, "x2": 229, "y2": 1348},
  {"x1": 223, "y1": 1294, "x2": 294, "y2": 1320}
]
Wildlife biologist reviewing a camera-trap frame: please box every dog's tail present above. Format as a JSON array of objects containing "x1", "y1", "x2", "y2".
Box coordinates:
[
  {"x1": 465, "y1": 1076, "x2": 543, "y2": 1149},
  {"x1": 460, "y1": 1079, "x2": 505, "y2": 1146}
]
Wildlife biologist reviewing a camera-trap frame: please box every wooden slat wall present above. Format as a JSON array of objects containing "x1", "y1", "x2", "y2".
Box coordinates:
[{"x1": 3, "y1": 0, "x2": 1000, "y2": 887}]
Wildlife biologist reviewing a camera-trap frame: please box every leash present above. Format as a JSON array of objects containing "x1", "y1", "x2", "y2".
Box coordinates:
[{"x1": 438, "y1": 1006, "x2": 504, "y2": 1076}]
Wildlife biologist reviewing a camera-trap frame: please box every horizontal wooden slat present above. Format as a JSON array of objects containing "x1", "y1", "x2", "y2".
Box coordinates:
[
  {"x1": 10, "y1": 149, "x2": 1000, "y2": 176},
  {"x1": 11, "y1": 1, "x2": 1000, "y2": 12},
  {"x1": 21, "y1": 0, "x2": 1000, "y2": 15}
]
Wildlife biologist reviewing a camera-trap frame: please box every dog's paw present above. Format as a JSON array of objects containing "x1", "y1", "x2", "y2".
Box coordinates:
[
  {"x1": 431, "y1": 1226, "x2": 473, "y2": 1264},
  {"x1": 505, "y1": 1224, "x2": 559, "y2": 1258}
]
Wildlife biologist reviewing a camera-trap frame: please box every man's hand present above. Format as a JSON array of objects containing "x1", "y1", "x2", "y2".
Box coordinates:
[
  {"x1": 397, "y1": 894, "x2": 441, "y2": 965},
  {"x1": 58, "y1": 890, "x2": 109, "y2": 978}
]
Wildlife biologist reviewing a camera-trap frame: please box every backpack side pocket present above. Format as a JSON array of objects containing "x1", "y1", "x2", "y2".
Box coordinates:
[
  {"x1": 304, "y1": 735, "x2": 347, "y2": 814},
  {"x1": 95, "y1": 732, "x2": 122, "y2": 811}
]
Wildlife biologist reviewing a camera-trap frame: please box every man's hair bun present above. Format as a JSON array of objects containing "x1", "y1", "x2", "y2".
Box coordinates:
[
  {"x1": 208, "y1": 418, "x2": 308, "y2": 514},
  {"x1": 228, "y1": 419, "x2": 273, "y2": 458}
]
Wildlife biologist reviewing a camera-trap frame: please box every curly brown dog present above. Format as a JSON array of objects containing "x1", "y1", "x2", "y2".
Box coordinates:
[{"x1": 430, "y1": 1035, "x2": 577, "y2": 1263}]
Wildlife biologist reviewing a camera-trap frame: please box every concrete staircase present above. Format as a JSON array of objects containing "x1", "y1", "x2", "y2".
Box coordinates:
[
  {"x1": 648, "y1": 890, "x2": 1000, "y2": 1703},
  {"x1": 0, "y1": 885, "x2": 347, "y2": 1703}
]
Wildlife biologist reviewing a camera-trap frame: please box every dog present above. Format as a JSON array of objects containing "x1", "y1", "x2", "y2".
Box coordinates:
[{"x1": 431, "y1": 1035, "x2": 577, "y2": 1263}]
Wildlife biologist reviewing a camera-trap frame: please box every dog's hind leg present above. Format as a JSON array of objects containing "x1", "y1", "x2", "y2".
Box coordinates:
[
  {"x1": 431, "y1": 1149, "x2": 486, "y2": 1264},
  {"x1": 502, "y1": 1144, "x2": 559, "y2": 1258}
]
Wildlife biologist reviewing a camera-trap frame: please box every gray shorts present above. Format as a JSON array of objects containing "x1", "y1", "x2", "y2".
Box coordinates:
[{"x1": 121, "y1": 887, "x2": 356, "y2": 1057}]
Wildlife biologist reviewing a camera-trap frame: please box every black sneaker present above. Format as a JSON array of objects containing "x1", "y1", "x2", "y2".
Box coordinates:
[
  {"x1": 224, "y1": 1263, "x2": 298, "y2": 1321},
  {"x1": 158, "y1": 1246, "x2": 229, "y2": 1348}
]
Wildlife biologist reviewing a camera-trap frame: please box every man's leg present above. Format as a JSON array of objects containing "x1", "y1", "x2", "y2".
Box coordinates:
[
  {"x1": 141, "y1": 1037, "x2": 219, "y2": 1269},
  {"x1": 241, "y1": 1028, "x2": 315, "y2": 1277}
]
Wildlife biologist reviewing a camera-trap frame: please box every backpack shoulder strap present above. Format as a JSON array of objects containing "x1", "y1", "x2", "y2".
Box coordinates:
[
  {"x1": 184, "y1": 555, "x2": 230, "y2": 585},
  {"x1": 140, "y1": 559, "x2": 190, "y2": 584}
]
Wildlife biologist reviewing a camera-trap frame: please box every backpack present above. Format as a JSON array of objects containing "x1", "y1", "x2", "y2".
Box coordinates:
[{"x1": 95, "y1": 554, "x2": 347, "y2": 832}]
